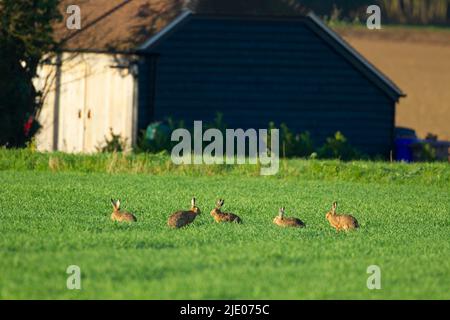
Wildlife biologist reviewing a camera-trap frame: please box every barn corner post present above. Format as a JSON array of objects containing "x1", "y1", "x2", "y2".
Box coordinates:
[
  {"x1": 390, "y1": 99, "x2": 397, "y2": 160},
  {"x1": 131, "y1": 53, "x2": 143, "y2": 149},
  {"x1": 131, "y1": 62, "x2": 138, "y2": 150},
  {"x1": 52, "y1": 53, "x2": 63, "y2": 151},
  {"x1": 135, "y1": 52, "x2": 159, "y2": 142}
]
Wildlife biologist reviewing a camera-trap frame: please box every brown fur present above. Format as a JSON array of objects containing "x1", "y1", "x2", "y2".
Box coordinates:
[
  {"x1": 273, "y1": 207, "x2": 305, "y2": 228},
  {"x1": 168, "y1": 198, "x2": 201, "y2": 228},
  {"x1": 110, "y1": 199, "x2": 137, "y2": 222},
  {"x1": 210, "y1": 199, "x2": 242, "y2": 223},
  {"x1": 326, "y1": 202, "x2": 359, "y2": 231}
]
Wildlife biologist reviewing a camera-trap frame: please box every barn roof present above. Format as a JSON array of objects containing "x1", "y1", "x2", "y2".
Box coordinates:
[
  {"x1": 305, "y1": 14, "x2": 405, "y2": 101},
  {"x1": 55, "y1": 0, "x2": 185, "y2": 52},
  {"x1": 55, "y1": 1, "x2": 405, "y2": 101}
]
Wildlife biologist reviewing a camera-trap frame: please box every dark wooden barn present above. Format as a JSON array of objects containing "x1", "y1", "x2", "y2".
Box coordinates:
[
  {"x1": 39, "y1": 2, "x2": 404, "y2": 155},
  {"x1": 137, "y1": 11, "x2": 405, "y2": 157}
]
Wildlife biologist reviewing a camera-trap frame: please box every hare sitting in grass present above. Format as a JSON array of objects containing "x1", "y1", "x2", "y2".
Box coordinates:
[
  {"x1": 111, "y1": 199, "x2": 137, "y2": 222},
  {"x1": 168, "y1": 197, "x2": 201, "y2": 228},
  {"x1": 326, "y1": 201, "x2": 359, "y2": 231},
  {"x1": 210, "y1": 199, "x2": 242, "y2": 223},
  {"x1": 273, "y1": 207, "x2": 305, "y2": 228}
]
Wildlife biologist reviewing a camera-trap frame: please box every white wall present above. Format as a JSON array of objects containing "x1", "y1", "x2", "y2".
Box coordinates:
[{"x1": 36, "y1": 52, "x2": 137, "y2": 153}]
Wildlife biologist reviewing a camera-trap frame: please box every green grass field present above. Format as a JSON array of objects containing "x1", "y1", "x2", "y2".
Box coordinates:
[{"x1": 0, "y1": 150, "x2": 449, "y2": 299}]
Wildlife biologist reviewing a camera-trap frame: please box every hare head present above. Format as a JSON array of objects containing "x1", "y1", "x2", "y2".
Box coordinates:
[
  {"x1": 273, "y1": 207, "x2": 285, "y2": 224},
  {"x1": 274, "y1": 206, "x2": 305, "y2": 227},
  {"x1": 211, "y1": 199, "x2": 224, "y2": 216},
  {"x1": 326, "y1": 201, "x2": 337, "y2": 221},
  {"x1": 111, "y1": 198, "x2": 121, "y2": 212},
  {"x1": 190, "y1": 197, "x2": 201, "y2": 214}
]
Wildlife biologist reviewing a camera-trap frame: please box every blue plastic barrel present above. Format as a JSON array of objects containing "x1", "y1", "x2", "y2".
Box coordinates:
[{"x1": 395, "y1": 138, "x2": 418, "y2": 162}]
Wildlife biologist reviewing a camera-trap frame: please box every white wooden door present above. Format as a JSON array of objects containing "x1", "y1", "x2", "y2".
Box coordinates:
[
  {"x1": 58, "y1": 56, "x2": 86, "y2": 152},
  {"x1": 83, "y1": 60, "x2": 106, "y2": 152},
  {"x1": 56, "y1": 53, "x2": 135, "y2": 153},
  {"x1": 83, "y1": 55, "x2": 135, "y2": 152}
]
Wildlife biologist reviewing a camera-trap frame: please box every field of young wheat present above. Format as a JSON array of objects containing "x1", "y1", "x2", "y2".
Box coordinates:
[{"x1": 0, "y1": 150, "x2": 449, "y2": 299}]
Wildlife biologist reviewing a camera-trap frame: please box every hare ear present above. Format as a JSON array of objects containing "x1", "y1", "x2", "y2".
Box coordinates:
[
  {"x1": 332, "y1": 201, "x2": 337, "y2": 214},
  {"x1": 191, "y1": 197, "x2": 196, "y2": 207},
  {"x1": 116, "y1": 199, "x2": 121, "y2": 209},
  {"x1": 220, "y1": 199, "x2": 224, "y2": 206},
  {"x1": 216, "y1": 199, "x2": 223, "y2": 207},
  {"x1": 111, "y1": 198, "x2": 116, "y2": 208}
]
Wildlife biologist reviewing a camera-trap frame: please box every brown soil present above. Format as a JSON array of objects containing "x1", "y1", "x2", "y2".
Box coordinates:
[{"x1": 335, "y1": 27, "x2": 450, "y2": 141}]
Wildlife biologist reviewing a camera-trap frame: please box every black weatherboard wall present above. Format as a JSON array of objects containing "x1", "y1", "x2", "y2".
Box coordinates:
[{"x1": 139, "y1": 13, "x2": 403, "y2": 157}]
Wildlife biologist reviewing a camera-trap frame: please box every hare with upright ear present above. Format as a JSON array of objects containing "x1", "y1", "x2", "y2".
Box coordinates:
[
  {"x1": 111, "y1": 199, "x2": 137, "y2": 222},
  {"x1": 168, "y1": 197, "x2": 201, "y2": 228},
  {"x1": 210, "y1": 199, "x2": 242, "y2": 223},
  {"x1": 273, "y1": 207, "x2": 305, "y2": 228},
  {"x1": 326, "y1": 201, "x2": 359, "y2": 231}
]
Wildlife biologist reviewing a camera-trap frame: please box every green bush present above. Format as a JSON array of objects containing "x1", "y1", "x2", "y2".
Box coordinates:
[
  {"x1": 317, "y1": 131, "x2": 362, "y2": 160},
  {"x1": 137, "y1": 113, "x2": 228, "y2": 154},
  {"x1": 279, "y1": 123, "x2": 315, "y2": 158},
  {"x1": 411, "y1": 142, "x2": 438, "y2": 162},
  {"x1": 96, "y1": 128, "x2": 128, "y2": 153},
  {"x1": 136, "y1": 117, "x2": 363, "y2": 160}
]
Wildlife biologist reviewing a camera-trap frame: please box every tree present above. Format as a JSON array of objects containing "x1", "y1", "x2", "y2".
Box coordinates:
[
  {"x1": 200, "y1": 0, "x2": 450, "y2": 25},
  {"x1": 380, "y1": 0, "x2": 450, "y2": 25},
  {"x1": 0, "y1": 0, "x2": 61, "y2": 147}
]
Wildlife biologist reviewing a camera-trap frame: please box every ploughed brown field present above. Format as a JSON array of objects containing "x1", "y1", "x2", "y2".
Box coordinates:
[{"x1": 335, "y1": 26, "x2": 450, "y2": 141}]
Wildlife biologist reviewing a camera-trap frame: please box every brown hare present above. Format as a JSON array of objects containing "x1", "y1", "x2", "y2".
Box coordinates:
[
  {"x1": 210, "y1": 199, "x2": 242, "y2": 223},
  {"x1": 168, "y1": 197, "x2": 201, "y2": 228},
  {"x1": 110, "y1": 199, "x2": 137, "y2": 222},
  {"x1": 273, "y1": 207, "x2": 305, "y2": 228},
  {"x1": 326, "y1": 201, "x2": 359, "y2": 231}
]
